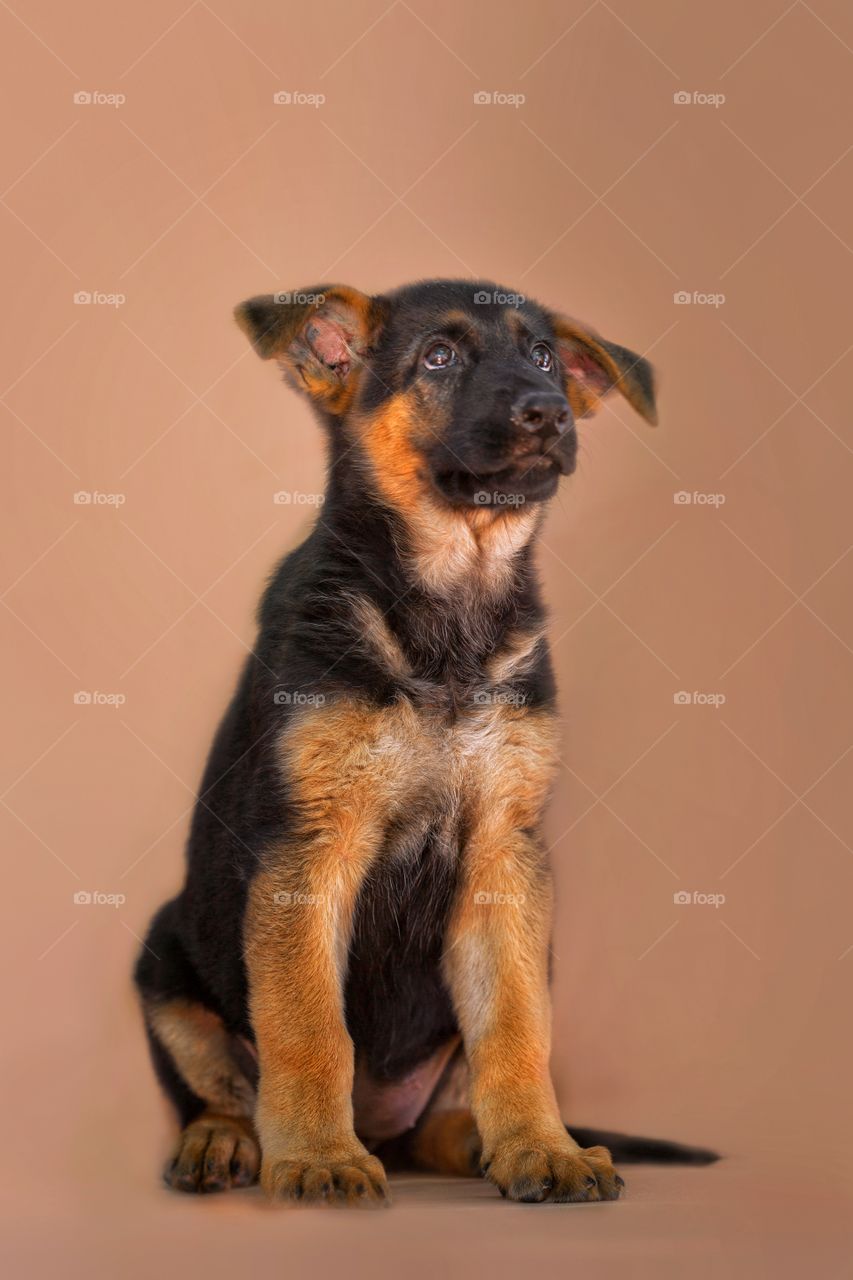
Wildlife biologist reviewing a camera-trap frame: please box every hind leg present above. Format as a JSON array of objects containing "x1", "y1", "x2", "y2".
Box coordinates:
[
  {"x1": 411, "y1": 1109, "x2": 481, "y2": 1176},
  {"x1": 407, "y1": 1053, "x2": 482, "y2": 1177},
  {"x1": 146, "y1": 999, "x2": 260, "y2": 1193},
  {"x1": 136, "y1": 899, "x2": 260, "y2": 1193},
  {"x1": 414, "y1": 1112, "x2": 622, "y2": 1198}
]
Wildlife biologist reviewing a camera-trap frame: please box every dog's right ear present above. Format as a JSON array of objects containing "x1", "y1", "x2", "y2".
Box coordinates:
[{"x1": 234, "y1": 286, "x2": 386, "y2": 414}]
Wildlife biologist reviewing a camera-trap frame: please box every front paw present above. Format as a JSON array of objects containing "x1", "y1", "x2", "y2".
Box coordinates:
[
  {"x1": 261, "y1": 1149, "x2": 390, "y2": 1207},
  {"x1": 484, "y1": 1137, "x2": 623, "y2": 1203}
]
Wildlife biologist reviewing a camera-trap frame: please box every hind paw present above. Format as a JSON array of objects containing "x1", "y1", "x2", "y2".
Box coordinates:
[{"x1": 164, "y1": 1114, "x2": 259, "y2": 1193}]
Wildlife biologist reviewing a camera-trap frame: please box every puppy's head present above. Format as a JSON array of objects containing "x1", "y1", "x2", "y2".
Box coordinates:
[{"x1": 235, "y1": 280, "x2": 657, "y2": 513}]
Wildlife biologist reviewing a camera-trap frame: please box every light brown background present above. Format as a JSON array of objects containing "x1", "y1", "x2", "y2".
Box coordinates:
[{"x1": 2, "y1": 1, "x2": 852, "y2": 1275}]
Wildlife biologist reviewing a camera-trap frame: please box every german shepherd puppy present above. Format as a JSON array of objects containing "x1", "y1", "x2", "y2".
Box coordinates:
[{"x1": 136, "y1": 280, "x2": 715, "y2": 1206}]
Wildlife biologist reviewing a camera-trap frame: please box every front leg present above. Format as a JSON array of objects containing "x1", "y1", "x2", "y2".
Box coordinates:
[
  {"x1": 244, "y1": 697, "x2": 420, "y2": 1206},
  {"x1": 245, "y1": 857, "x2": 389, "y2": 1205},
  {"x1": 444, "y1": 825, "x2": 622, "y2": 1204}
]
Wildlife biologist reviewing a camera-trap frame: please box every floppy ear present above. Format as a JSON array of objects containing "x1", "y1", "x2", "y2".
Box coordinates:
[
  {"x1": 550, "y1": 315, "x2": 658, "y2": 425},
  {"x1": 234, "y1": 285, "x2": 385, "y2": 414}
]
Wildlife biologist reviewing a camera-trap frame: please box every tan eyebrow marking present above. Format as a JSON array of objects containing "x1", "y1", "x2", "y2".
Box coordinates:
[
  {"x1": 439, "y1": 310, "x2": 476, "y2": 328},
  {"x1": 505, "y1": 309, "x2": 533, "y2": 343}
]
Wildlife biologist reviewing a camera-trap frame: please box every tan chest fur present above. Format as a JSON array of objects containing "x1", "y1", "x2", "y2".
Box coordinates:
[{"x1": 279, "y1": 685, "x2": 560, "y2": 861}]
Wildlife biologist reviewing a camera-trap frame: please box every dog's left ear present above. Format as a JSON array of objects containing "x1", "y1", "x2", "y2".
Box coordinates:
[
  {"x1": 234, "y1": 285, "x2": 386, "y2": 414},
  {"x1": 549, "y1": 315, "x2": 658, "y2": 425}
]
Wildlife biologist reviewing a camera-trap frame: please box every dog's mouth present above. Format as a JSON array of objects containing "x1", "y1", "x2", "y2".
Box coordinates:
[{"x1": 432, "y1": 443, "x2": 576, "y2": 510}]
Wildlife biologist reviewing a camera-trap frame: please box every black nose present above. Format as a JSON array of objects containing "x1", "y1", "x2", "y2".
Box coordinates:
[{"x1": 511, "y1": 391, "x2": 572, "y2": 441}]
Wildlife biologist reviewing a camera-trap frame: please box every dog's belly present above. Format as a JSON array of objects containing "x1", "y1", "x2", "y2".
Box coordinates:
[{"x1": 352, "y1": 1036, "x2": 460, "y2": 1144}]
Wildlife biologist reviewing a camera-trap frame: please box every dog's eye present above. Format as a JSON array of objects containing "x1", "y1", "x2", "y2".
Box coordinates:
[
  {"x1": 531, "y1": 343, "x2": 553, "y2": 371},
  {"x1": 423, "y1": 342, "x2": 457, "y2": 370}
]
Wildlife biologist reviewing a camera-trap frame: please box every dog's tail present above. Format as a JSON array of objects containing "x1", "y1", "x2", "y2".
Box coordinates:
[{"x1": 568, "y1": 1125, "x2": 719, "y2": 1164}]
